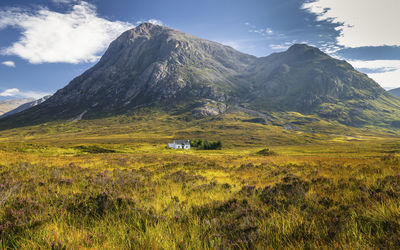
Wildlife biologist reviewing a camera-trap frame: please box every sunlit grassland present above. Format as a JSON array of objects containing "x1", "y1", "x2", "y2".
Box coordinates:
[{"x1": 1, "y1": 114, "x2": 400, "y2": 249}]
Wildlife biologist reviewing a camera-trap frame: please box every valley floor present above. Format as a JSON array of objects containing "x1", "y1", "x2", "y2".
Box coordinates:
[{"x1": 1, "y1": 117, "x2": 400, "y2": 249}]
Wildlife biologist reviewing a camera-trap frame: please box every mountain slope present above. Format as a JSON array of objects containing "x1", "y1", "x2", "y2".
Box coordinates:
[
  {"x1": 0, "y1": 98, "x2": 34, "y2": 116},
  {"x1": 246, "y1": 44, "x2": 397, "y2": 126},
  {"x1": 249, "y1": 44, "x2": 384, "y2": 110},
  {"x1": 1, "y1": 23, "x2": 400, "y2": 130},
  {"x1": 0, "y1": 95, "x2": 51, "y2": 118}
]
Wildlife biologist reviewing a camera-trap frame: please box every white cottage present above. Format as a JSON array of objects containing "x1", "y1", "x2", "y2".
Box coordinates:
[{"x1": 167, "y1": 140, "x2": 191, "y2": 149}]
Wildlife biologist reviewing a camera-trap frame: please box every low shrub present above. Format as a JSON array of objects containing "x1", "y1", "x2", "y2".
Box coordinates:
[
  {"x1": 190, "y1": 139, "x2": 222, "y2": 150},
  {"x1": 74, "y1": 145, "x2": 116, "y2": 154},
  {"x1": 256, "y1": 148, "x2": 277, "y2": 156},
  {"x1": 0, "y1": 198, "x2": 45, "y2": 235}
]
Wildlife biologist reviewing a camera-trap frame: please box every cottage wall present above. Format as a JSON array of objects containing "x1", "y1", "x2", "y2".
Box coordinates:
[{"x1": 167, "y1": 140, "x2": 191, "y2": 149}]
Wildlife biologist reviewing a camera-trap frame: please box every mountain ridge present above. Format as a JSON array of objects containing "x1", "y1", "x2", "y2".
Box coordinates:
[
  {"x1": 1, "y1": 23, "x2": 400, "y2": 130},
  {"x1": 0, "y1": 98, "x2": 35, "y2": 116},
  {"x1": 389, "y1": 87, "x2": 400, "y2": 98},
  {"x1": 0, "y1": 95, "x2": 51, "y2": 118}
]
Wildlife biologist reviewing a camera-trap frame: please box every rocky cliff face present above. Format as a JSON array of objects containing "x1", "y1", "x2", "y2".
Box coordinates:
[
  {"x1": 1, "y1": 23, "x2": 399, "y2": 128},
  {"x1": 42, "y1": 23, "x2": 255, "y2": 118},
  {"x1": 247, "y1": 44, "x2": 385, "y2": 111}
]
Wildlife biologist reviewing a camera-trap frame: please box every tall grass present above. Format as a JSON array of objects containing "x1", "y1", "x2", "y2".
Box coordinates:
[
  {"x1": 0, "y1": 142, "x2": 400, "y2": 248},
  {"x1": 0, "y1": 114, "x2": 400, "y2": 248}
]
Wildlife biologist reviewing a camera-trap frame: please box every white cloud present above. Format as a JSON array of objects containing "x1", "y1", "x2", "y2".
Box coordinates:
[
  {"x1": 0, "y1": 88, "x2": 50, "y2": 99},
  {"x1": 244, "y1": 22, "x2": 255, "y2": 28},
  {"x1": 348, "y1": 60, "x2": 400, "y2": 88},
  {"x1": 0, "y1": 88, "x2": 19, "y2": 97},
  {"x1": 221, "y1": 41, "x2": 241, "y2": 50},
  {"x1": 302, "y1": 0, "x2": 400, "y2": 48},
  {"x1": 0, "y1": 2, "x2": 134, "y2": 64},
  {"x1": 270, "y1": 41, "x2": 300, "y2": 51},
  {"x1": 245, "y1": 22, "x2": 273, "y2": 36},
  {"x1": 249, "y1": 28, "x2": 273, "y2": 36},
  {"x1": 320, "y1": 43, "x2": 342, "y2": 54},
  {"x1": 135, "y1": 19, "x2": 164, "y2": 26},
  {"x1": 270, "y1": 44, "x2": 290, "y2": 50},
  {"x1": 302, "y1": 1, "x2": 400, "y2": 88},
  {"x1": 51, "y1": 0, "x2": 77, "y2": 4},
  {"x1": 147, "y1": 19, "x2": 163, "y2": 26},
  {"x1": 1, "y1": 61, "x2": 15, "y2": 67}
]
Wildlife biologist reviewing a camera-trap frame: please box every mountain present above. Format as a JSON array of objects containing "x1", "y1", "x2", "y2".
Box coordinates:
[
  {"x1": 1, "y1": 23, "x2": 400, "y2": 129},
  {"x1": 0, "y1": 95, "x2": 51, "y2": 118},
  {"x1": 247, "y1": 44, "x2": 395, "y2": 126},
  {"x1": 389, "y1": 88, "x2": 400, "y2": 98},
  {"x1": 0, "y1": 98, "x2": 35, "y2": 116}
]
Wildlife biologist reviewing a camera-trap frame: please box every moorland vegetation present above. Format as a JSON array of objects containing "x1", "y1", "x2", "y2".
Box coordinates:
[{"x1": 0, "y1": 114, "x2": 400, "y2": 249}]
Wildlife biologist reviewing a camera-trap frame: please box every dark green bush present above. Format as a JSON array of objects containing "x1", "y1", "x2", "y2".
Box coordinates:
[
  {"x1": 190, "y1": 139, "x2": 222, "y2": 150},
  {"x1": 256, "y1": 148, "x2": 277, "y2": 156},
  {"x1": 74, "y1": 145, "x2": 116, "y2": 154}
]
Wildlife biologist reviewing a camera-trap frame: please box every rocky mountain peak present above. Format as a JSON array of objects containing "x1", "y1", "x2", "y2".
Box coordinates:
[
  {"x1": 0, "y1": 25, "x2": 398, "y2": 129},
  {"x1": 284, "y1": 43, "x2": 326, "y2": 60},
  {"x1": 136, "y1": 22, "x2": 159, "y2": 29},
  {"x1": 124, "y1": 22, "x2": 172, "y2": 39},
  {"x1": 287, "y1": 43, "x2": 318, "y2": 51}
]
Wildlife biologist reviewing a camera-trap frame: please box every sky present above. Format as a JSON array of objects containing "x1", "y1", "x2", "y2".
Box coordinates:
[{"x1": 0, "y1": 0, "x2": 400, "y2": 100}]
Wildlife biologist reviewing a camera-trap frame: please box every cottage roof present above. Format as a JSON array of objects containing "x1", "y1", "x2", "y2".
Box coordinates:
[{"x1": 174, "y1": 140, "x2": 190, "y2": 145}]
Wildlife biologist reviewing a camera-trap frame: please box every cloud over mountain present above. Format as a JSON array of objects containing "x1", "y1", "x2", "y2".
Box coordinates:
[
  {"x1": 302, "y1": 0, "x2": 400, "y2": 88},
  {"x1": 0, "y1": 1, "x2": 133, "y2": 64},
  {"x1": 302, "y1": 0, "x2": 400, "y2": 48},
  {"x1": 348, "y1": 60, "x2": 400, "y2": 88},
  {"x1": 0, "y1": 88, "x2": 50, "y2": 99}
]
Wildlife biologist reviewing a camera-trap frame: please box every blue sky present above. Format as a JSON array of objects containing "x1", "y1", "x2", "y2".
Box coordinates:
[{"x1": 0, "y1": 0, "x2": 400, "y2": 100}]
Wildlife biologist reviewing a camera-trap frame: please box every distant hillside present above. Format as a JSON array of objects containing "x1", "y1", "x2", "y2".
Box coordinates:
[
  {"x1": 1, "y1": 23, "x2": 400, "y2": 130},
  {"x1": 0, "y1": 95, "x2": 51, "y2": 118},
  {"x1": 389, "y1": 88, "x2": 400, "y2": 98},
  {"x1": 0, "y1": 98, "x2": 34, "y2": 116}
]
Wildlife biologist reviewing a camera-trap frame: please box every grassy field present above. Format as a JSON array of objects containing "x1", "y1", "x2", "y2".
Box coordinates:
[{"x1": 1, "y1": 114, "x2": 400, "y2": 249}]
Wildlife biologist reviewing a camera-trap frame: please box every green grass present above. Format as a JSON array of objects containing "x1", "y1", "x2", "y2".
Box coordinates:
[{"x1": 1, "y1": 113, "x2": 400, "y2": 248}]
